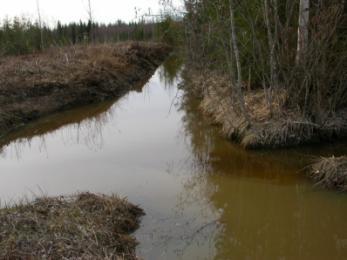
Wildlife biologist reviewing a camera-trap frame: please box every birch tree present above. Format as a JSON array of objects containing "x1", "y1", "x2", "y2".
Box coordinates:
[
  {"x1": 263, "y1": 0, "x2": 278, "y2": 90},
  {"x1": 228, "y1": 0, "x2": 250, "y2": 123}
]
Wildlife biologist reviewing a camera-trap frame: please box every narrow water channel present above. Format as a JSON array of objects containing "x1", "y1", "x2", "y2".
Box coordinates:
[{"x1": 0, "y1": 57, "x2": 347, "y2": 259}]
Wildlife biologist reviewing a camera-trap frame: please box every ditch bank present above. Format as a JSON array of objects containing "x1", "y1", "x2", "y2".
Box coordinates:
[
  {"x1": 0, "y1": 42, "x2": 171, "y2": 138},
  {"x1": 309, "y1": 156, "x2": 347, "y2": 192},
  {"x1": 184, "y1": 68, "x2": 347, "y2": 150},
  {"x1": 0, "y1": 193, "x2": 144, "y2": 259},
  {"x1": 183, "y1": 68, "x2": 347, "y2": 191}
]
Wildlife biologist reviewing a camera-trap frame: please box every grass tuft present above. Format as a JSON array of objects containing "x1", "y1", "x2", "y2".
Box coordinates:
[
  {"x1": 309, "y1": 156, "x2": 347, "y2": 191},
  {"x1": 0, "y1": 192, "x2": 144, "y2": 259}
]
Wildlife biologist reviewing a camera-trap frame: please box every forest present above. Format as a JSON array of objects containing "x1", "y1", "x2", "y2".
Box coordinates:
[
  {"x1": 182, "y1": 0, "x2": 347, "y2": 148},
  {"x1": 0, "y1": 16, "x2": 182, "y2": 56},
  {"x1": 181, "y1": 0, "x2": 347, "y2": 190}
]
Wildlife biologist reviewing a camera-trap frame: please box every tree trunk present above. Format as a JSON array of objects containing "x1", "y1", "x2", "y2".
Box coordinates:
[
  {"x1": 296, "y1": 0, "x2": 310, "y2": 64},
  {"x1": 264, "y1": 0, "x2": 278, "y2": 89},
  {"x1": 229, "y1": 0, "x2": 250, "y2": 123}
]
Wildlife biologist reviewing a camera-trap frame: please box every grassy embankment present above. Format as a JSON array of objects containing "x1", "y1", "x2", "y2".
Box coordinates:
[
  {"x1": 0, "y1": 193, "x2": 144, "y2": 259},
  {"x1": 182, "y1": 1, "x2": 347, "y2": 190},
  {"x1": 184, "y1": 69, "x2": 347, "y2": 191},
  {"x1": 185, "y1": 69, "x2": 347, "y2": 150},
  {"x1": 0, "y1": 42, "x2": 171, "y2": 138},
  {"x1": 309, "y1": 156, "x2": 347, "y2": 191}
]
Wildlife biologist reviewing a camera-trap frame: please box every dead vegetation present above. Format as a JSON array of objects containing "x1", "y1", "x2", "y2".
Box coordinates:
[
  {"x1": 0, "y1": 192, "x2": 144, "y2": 259},
  {"x1": 0, "y1": 42, "x2": 171, "y2": 138},
  {"x1": 185, "y1": 69, "x2": 347, "y2": 149},
  {"x1": 309, "y1": 156, "x2": 347, "y2": 191}
]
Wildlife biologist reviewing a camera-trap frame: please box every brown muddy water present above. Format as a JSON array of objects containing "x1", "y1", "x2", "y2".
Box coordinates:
[{"x1": 0, "y1": 58, "x2": 347, "y2": 260}]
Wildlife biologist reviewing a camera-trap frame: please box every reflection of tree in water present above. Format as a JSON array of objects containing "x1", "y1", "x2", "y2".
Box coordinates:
[
  {"x1": 159, "y1": 53, "x2": 184, "y2": 89},
  {"x1": 133, "y1": 62, "x2": 223, "y2": 259},
  {"x1": 178, "y1": 76, "x2": 310, "y2": 182},
  {"x1": 156, "y1": 75, "x2": 221, "y2": 259},
  {"x1": 58, "y1": 107, "x2": 112, "y2": 151},
  {"x1": 177, "y1": 76, "x2": 347, "y2": 259},
  {"x1": 174, "y1": 74, "x2": 299, "y2": 258},
  {"x1": 0, "y1": 99, "x2": 117, "y2": 159}
]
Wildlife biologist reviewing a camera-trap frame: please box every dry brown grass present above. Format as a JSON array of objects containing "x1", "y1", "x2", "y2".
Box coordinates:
[
  {"x1": 0, "y1": 42, "x2": 171, "y2": 137},
  {"x1": 0, "y1": 192, "x2": 144, "y2": 259},
  {"x1": 185, "y1": 68, "x2": 347, "y2": 149},
  {"x1": 309, "y1": 156, "x2": 347, "y2": 191},
  {"x1": 0, "y1": 42, "x2": 168, "y2": 92}
]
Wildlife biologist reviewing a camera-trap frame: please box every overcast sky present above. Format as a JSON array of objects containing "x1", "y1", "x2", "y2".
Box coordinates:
[{"x1": 0, "y1": 0, "x2": 183, "y2": 25}]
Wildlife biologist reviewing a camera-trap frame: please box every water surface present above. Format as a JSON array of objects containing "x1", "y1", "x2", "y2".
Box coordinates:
[{"x1": 0, "y1": 58, "x2": 347, "y2": 260}]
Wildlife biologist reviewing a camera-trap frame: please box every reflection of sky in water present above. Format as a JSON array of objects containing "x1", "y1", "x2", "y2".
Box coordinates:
[{"x1": 0, "y1": 58, "x2": 347, "y2": 260}]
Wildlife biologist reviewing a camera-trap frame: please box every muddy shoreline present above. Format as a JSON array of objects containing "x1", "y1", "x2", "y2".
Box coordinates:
[{"x1": 0, "y1": 42, "x2": 171, "y2": 139}]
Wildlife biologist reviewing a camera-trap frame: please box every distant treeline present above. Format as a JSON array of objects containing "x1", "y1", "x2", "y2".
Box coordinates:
[{"x1": 0, "y1": 16, "x2": 182, "y2": 56}]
